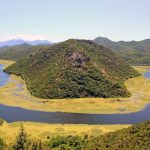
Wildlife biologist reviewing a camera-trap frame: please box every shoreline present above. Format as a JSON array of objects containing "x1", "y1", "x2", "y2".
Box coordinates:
[{"x1": 0, "y1": 60, "x2": 150, "y2": 114}]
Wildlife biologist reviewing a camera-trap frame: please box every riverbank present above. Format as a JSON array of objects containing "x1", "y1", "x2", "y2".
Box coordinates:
[
  {"x1": 0, "y1": 60, "x2": 150, "y2": 114},
  {"x1": 0, "y1": 60, "x2": 15, "y2": 68},
  {"x1": 0, "y1": 121, "x2": 130, "y2": 144}
]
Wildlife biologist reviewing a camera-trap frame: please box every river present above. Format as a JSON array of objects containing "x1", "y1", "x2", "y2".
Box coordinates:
[{"x1": 0, "y1": 64, "x2": 150, "y2": 124}]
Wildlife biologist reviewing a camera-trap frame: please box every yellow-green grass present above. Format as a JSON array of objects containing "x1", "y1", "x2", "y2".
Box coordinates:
[
  {"x1": 0, "y1": 60, "x2": 150, "y2": 114},
  {"x1": 0, "y1": 60, "x2": 15, "y2": 68},
  {"x1": 0, "y1": 121, "x2": 130, "y2": 144}
]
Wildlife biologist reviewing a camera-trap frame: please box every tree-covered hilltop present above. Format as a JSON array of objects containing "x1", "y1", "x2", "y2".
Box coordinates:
[
  {"x1": 5, "y1": 39, "x2": 139, "y2": 99},
  {"x1": 0, "y1": 44, "x2": 51, "y2": 61},
  {"x1": 94, "y1": 37, "x2": 150, "y2": 65}
]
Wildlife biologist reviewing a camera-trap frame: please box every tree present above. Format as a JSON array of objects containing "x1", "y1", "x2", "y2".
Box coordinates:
[{"x1": 13, "y1": 124, "x2": 28, "y2": 150}]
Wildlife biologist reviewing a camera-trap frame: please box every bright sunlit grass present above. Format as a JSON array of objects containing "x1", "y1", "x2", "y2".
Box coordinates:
[{"x1": 0, "y1": 121, "x2": 130, "y2": 144}]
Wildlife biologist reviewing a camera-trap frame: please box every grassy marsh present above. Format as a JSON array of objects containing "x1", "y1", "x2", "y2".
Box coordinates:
[
  {"x1": 0, "y1": 121, "x2": 130, "y2": 144},
  {"x1": 0, "y1": 60, "x2": 150, "y2": 114}
]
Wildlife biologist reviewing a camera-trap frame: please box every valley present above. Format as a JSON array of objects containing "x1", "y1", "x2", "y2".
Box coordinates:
[
  {"x1": 0, "y1": 60, "x2": 149, "y2": 148},
  {"x1": 0, "y1": 0, "x2": 149, "y2": 149}
]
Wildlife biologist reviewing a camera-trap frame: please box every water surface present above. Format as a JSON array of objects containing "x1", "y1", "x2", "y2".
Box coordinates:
[
  {"x1": 0, "y1": 104, "x2": 150, "y2": 124},
  {"x1": 0, "y1": 64, "x2": 9, "y2": 86},
  {"x1": 144, "y1": 72, "x2": 150, "y2": 79},
  {"x1": 0, "y1": 64, "x2": 150, "y2": 124}
]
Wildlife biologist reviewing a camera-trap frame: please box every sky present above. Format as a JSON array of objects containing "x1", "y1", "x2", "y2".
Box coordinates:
[{"x1": 0, "y1": 0, "x2": 150, "y2": 42}]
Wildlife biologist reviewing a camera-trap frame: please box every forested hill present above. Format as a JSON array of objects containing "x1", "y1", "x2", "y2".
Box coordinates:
[
  {"x1": 5, "y1": 39, "x2": 139, "y2": 99},
  {"x1": 94, "y1": 37, "x2": 150, "y2": 65},
  {"x1": 85, "y1": 120, "x2": 150, "y2": 150},
  {"x1": 0, "y1": 44, "x2": 51, "y2": 61}
]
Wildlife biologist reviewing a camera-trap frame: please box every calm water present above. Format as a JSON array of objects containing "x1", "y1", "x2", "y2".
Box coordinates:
[
  {"x1": 0, "y1": 64, "x2": 150, "y2": 124},
  {"x1": 0, "y1": 104, "x2": 150, "y2": 124},
  {"x1": 144, "y1": 72, "x2": 150, "y2": 79},
  {"x1": 0, "y1": 65, "x2": 9, "y2": 86}
]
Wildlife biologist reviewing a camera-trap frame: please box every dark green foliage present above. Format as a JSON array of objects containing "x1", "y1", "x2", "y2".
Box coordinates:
[
  {"x1": 13, "y1": 124, "x2": 28, "y2": 150},
  {"x1": 85, "y1": 121, "x2": 150, "y2": 150},
  {"x1": 30, "y1": 141, "x2": 46, "y2": 150},
  {"x1": 0, "y1": 118, "x2": 4, "y2": 126},
  {"x1": 5, "y1": 39, "x2": 139, "y2": 99},
  {"x1": 11, "y1": 124, "x2": 47, "y2": 150},
  {"x1": 0, "y1": 138, "x2": 4, "y2": 150},
  {"x1": 94, "y1": 37, "x2": 150, "y2": 65},
  {"x1": 47, "y1": 135, "x2": 87, "y2": 150}
]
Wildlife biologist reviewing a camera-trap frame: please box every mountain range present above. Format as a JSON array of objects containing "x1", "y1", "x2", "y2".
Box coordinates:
[
  {"x1": 93, "y1": 37, "x2": 150, "y2": 65},
  {"x1": 0, "y1": 39, "x2": 52, "y2": 47}
]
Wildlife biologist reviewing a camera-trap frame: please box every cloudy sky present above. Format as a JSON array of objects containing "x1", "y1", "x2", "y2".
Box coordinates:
[{"x1": 0, "y1": 0, "x2": 150, "y2": 42}]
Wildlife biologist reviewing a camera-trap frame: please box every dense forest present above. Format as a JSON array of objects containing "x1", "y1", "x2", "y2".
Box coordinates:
[
  {"x1": 5, "y1": 39, "x2": 139, "y2": 99},
  {"x1": 94, "y1": 37, "x2": 150, "y2": 65},
  {"x1": 0, "y1": 120, "x2": 150, "y2": 150}
]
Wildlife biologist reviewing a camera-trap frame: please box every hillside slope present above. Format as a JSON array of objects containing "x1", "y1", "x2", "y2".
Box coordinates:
[
  {"x1": 46, "y1": 121, "x2": 150, "y2": 150},
  {"x1": 85, "y1": 121, "x2": 150, "y2": 150},
  {"x1": 94, "y1": 37, "x2": 150, "y2": 65},
  {"x1": 5, "y1": 39, "x2": 139, "y2": 99},
  {"x1": 0, "y1": 44, "x2": 50, "y2": 61}
]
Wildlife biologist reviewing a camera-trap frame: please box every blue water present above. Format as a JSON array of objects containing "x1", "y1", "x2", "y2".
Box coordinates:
[
  {"x1": 144, "y1": 72, "x2": 150, "y2": 79},
  {"x1": 0, "y1": 64, "x2": 9, "y2": 87},
  {"x1": 0, "y1": 65, "x2": 150, "y2": 124},
  {"x1": 0, "y1": 104, "x2": 150, "y2": 124}
]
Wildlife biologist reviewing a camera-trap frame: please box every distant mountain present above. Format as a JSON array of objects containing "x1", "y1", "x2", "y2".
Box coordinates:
[
  {"x1": 0, "y1": 39, "x2": 52, "y2": 47},
  {"x1": 0, "y1": 44, "x2": 51, "y2": 61},
  {"x1": 93, "y1": 37, "x2": 150, "y2": 65},
  {"x1": 5, "y1": 39, "x2": 139, "y2": 99}
]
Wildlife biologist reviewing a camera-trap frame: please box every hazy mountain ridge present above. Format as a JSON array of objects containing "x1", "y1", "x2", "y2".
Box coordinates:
[{"x1": 0, "y1": 39, "x2": 52, "y2": 47}]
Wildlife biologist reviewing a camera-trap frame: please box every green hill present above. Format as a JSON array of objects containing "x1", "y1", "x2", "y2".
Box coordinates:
[
  {"x1": 85, "y1": 121, "x2": 150, "y2": 150},
  {"x1": 0, "y1": 44, "x2": 32, "y2": 61},
  {"x1": 94, "y1": 37, "x2": 150, "y2": 65},
  {"x1": 0, "y1": 44, "x2": 51, "y2": 61},
  {"x1": 5, "y1": 39, "x2": 139, "y2": 99}
]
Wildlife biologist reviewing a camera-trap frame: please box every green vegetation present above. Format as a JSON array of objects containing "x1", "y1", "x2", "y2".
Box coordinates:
[
  {"x1": 0, "y1": 44, "x2": 50, "y2": 61},
  {"x1": 0, "y1": 138, "x2": 4, "y2": 150},
  {"x1": 0, "y1": 60, "x2": 148, "y2": 114},
  {"x1": 47, "y1": 135, "x2": 86, "y2": 149},
  {"x1": 5, "y1": 39, "x2": 139, "y2": 99},
  {"x1": 0, "y1": 119, "x2": 4, "y2": 126},
  {"x1": 1, "y1": 121, "x2": 150, "y2": 149},
  {"x1": 13, "y1": 124, "x2": 28, "y2": 150},
  {"x1": 85, "y1": 120, "x2": 150, "y2": 150},
  {"x1": 94, "y1": 37, "x2": 150, "y2": 65}
]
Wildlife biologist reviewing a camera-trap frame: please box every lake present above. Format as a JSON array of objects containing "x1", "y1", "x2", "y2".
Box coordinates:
[
  {"x1": 0, "y1": 64, "x2": 9, "y2": 86},
  {"x1": 0, "y1": 64, "x2": 150, "y2": 124}
]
